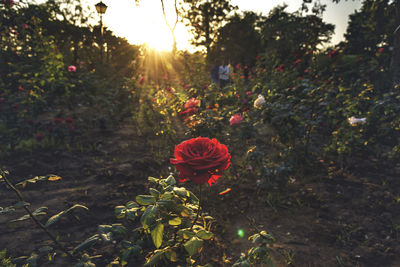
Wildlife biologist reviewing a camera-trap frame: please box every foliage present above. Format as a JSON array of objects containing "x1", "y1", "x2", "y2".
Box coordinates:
[
  {"x1": 233, "y1": 231, "x2": 275, "y2": 267},
  {"x1": 182, "y1": 0, "x2": 237, "y2": 55}
]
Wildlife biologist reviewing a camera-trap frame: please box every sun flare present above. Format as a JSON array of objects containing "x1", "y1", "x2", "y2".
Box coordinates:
[{"x1": 102, "y1": 0, "x2": 193, "y2": 52}]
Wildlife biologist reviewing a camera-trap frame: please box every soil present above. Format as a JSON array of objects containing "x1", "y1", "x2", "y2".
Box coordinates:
[{"x1": 1, "y1": 121, "x2": 399, "y2": 267}]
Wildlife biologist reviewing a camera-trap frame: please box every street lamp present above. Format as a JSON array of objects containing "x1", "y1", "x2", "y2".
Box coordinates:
[{"x1": 95, "y1": 1, "x2": 107, "y2": 63}]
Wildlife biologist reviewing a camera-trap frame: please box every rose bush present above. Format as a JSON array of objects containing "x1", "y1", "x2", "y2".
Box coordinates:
[{"x1": 170, "y1": 137, "x2": 231, "y2": 186}]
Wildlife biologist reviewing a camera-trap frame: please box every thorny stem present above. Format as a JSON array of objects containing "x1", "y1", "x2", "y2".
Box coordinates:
[
  {"x1": 0, "y1": 171, "x2": 75, "y2": 260},
  {"x1": 190, "y1": 184, "x2": 202, "y2": 231}
]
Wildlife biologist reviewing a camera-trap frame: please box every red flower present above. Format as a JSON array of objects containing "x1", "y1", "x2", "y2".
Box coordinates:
[
  {"x1": 184, "y1": 98, "x2": 199, "y2": 109},
  {"x1": 328, "y1": 50, "x2": 338, "y2": 58},
  {"x1": 246, "y1": 91, "x2": 252, "y2": 96},
  {"x1": 378, "y1": 47, "x2": 384, "y2": 53},
  {"x1": 53, "y1": 118, "x2": 63, "y2": 124},
  {"x1": 170, "y1": 137, "x2": 231, "y2": 186},
  {"x1": 65, "y1": 118, "x2": 74, "y2": 124},
  {"x1": 68, "y1": 65, "x2": 77, "y2": 72},
  {"x1": 139, "y1": 76, "x2": 145, "y2": 84},
  {"x1": 18, "y1": 86, "x2": 23, "y2": 92},
  {"x1": 235, "y1": 93, "x2": 240, "y2": 98},
  {"x1": 294, "y1": 59, "x2": 302, "y2": 66},
  {"x1": 230, "y1": 114, "x2": 243, "y2": 126},
  {"x1": 35, "y1": 133, "x2": 44, "y2": 142},
  {"x1": 179, "y1": 107, "x2": 197, "y2": 118}
]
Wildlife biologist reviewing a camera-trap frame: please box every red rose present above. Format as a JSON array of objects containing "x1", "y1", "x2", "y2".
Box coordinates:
[
  {"x1": 184, "y1": 98, "x2": 199, "y2": 109},
  {"x1": 170, "y1": 137, "x2": 231, "y2": 186},
  {"x1": 229, "y1": 114, "x2": 243, "y2": 126}
]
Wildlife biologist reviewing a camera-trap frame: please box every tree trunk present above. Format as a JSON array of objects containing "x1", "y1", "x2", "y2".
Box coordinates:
[{"x1": 391, "y1": 0, "x2": 400, "y2": 86}]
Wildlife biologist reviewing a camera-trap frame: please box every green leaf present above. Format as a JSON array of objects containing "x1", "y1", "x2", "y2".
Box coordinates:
[
  {"x1": 151, "y1": 223, "x2": 164, "y2": 248},
  {"x1": 177, "y1": 229, "x2": 195, "y2": 239},
  {"x1": 111, "y1": 224, "x2": 128, "y2": 235},
  {"x1": 160, "y1": 192, "x2": 174, "y2": 200},
  {"x1": 73, "y1": 235, "x2": 100, "y2": 253},
  {"x1": 168, "y1": 217, "x2": 182, "y2": 226},
  {"x1": 38, "y1": 246, "x2": 53, "y2": 254},
  {"x1": 164, "y1": 175, "x2": 176, "y2": 186},
  {"x1": 45, "y1": 204, "x2": 88, "y2": 228},
  {"x1": 184, "y1": 237, "x2": 203, "y2": 257},
  {"x1": 173, "y1": 187, "x2": 189, "y2": 198},
  {"x1": 126, "y1": 201, "x2": 139, "y2": 209},
  {"x1": 141, "y1": 205, "x2": 158, "y2": 228},
  {"x1": 149, "y1": 188, "x2": 161, "y2": 198},
  {"x1": 165, "y1": 249, "x2": 178, "y2": 262},
  {"x1": 188, "y1": 191, "x2": 199, "y2": 204},
  {"x1": 114, "y1": 206, "x2": 126, "y2": 219},
  {"x1": 136, "y1": 195, "x2": 156, "y2": 205},
  {"x1": 13, "y1": 201, "x2": 30, "y2": 208},
  {"x1": 11, "y1": 206, "x2": 48, "y2": 222},
  {"x1": 148, "y1": 177, "x2": 160, "y2": 184},
  {"x1": 196, "y1": 229, "x2": 213, "y2": 240},
  {"x1": 144, "y1": 250, "x2": 164, "y2": 266}
]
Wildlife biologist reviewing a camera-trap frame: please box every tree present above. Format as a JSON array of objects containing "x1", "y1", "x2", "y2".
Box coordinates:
[
  {"x1": 259, "y1": 5, "x2": 334, "y2": 65},
  {"x1": 160, "y1": 0, "x2": 179, "y2": 54},
  {"x1": 303, "y1": 0, "x2": 400, "y2": 86},
  {"x1": 212, "y1": 11, "x2": 263, "y2": 66},
  {"x1": 343, "y1": 0, "x2": 395, "y2": 55},
  {"x1": 182, "y1": 0, "x2": 236, "y2": 57}
]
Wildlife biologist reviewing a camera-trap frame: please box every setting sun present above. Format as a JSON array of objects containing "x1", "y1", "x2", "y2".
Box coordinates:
[{"x1": 96, "y1": 0, "x2": 193, "y2": 51}]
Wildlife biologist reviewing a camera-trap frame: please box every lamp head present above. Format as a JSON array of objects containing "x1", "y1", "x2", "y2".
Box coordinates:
[{"x1": 95, "y1": 1, "x2": 107, "y2": 14}]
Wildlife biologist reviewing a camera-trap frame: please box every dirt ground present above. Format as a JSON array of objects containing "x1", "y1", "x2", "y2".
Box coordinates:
[{"x1": 1, "y1": 122, "x2": 399, "y2": 266}]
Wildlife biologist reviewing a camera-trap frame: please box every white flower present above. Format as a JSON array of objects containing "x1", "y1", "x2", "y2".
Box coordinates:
[
  {"x1": 348, "y1": 116, "x2": 366, "y2": 126},
  {"x1": 254, "y1": 94, "x2": 266, "y2": 108}
]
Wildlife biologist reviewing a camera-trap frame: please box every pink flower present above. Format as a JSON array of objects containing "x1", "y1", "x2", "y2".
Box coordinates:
[
  {"x1": 235, "y1": 93, "x2": 240, "y2": 98},
  {"x1": 304, "y1": 68, "x2": 309, "y2": 73},
  {"x1": 246, "y1": 91, "x2": 252, "y2": 96},
  {"x1": 68, "y1": 65, "x2": 77, "y2": 72},
  {"x1": 184, "y1": 98, "x2": 199, "y2": 109},
  {"x1": 229, "y1": 114, "x2": 243, "y2": 126},
  {"x1": 18, "y1": 86, "x2": 23, "y2": 92},
  {"x1": 378, "y1": 47, "x2": 384, "y2": 53}
]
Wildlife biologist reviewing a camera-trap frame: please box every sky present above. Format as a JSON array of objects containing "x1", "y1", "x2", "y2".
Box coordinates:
[{"x1": 86, "y1": 0, "x2": 362, "y2": 51}]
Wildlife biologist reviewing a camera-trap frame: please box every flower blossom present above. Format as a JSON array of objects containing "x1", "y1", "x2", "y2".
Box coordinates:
[
  {"x1": 229, "y1": 114, "x2": 243, "y2": 126},
  {"x1": 348, "y1": 116, "x2": 366, "y2": 126},
  {"x1": 170, "y1": 137, "x2": 231, "y2": 186},
  {"x1": 254, "y1": 94, "x2": 266, "y2": 108},
  {"x1": 68, "y1": 65, "x2": 77, "y2": 72},
  {"x1": 184, "y1": 98, "x2": 200, "y2": 109}
]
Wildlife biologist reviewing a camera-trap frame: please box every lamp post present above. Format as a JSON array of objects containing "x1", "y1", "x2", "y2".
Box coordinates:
[{"x1": 95, "y1": 1, "x2": 107, "y2": 63}]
